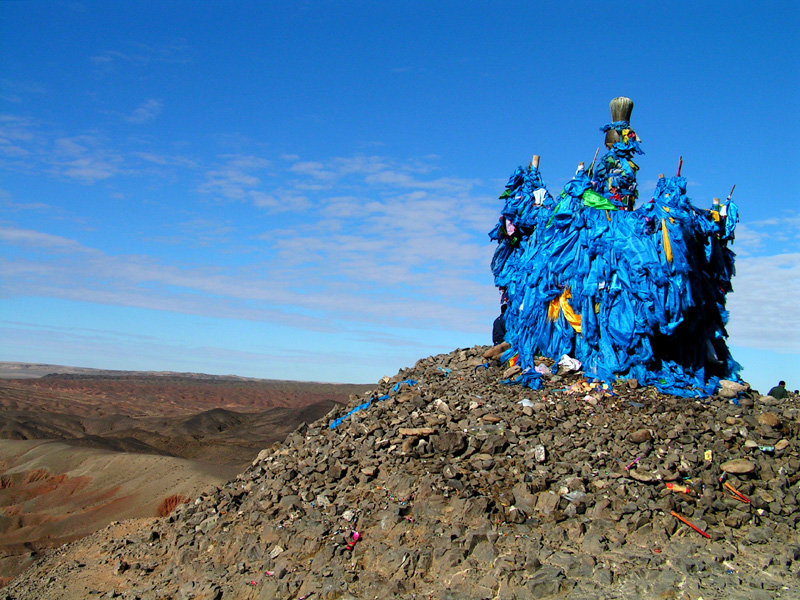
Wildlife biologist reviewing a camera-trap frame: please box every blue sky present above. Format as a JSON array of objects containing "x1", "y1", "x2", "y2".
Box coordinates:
[{"x1": 1, "y1": 2, "x2": 798, "y2": 393}]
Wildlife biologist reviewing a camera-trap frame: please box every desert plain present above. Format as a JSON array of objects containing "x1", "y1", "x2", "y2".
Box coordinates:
[{"x1": 0, "y1": 362, "x2": 369, "y2": 585}]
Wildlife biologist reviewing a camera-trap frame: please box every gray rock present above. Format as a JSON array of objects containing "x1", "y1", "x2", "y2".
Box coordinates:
[
  {"x1": 745, "y1": 526, "x2": 773, "y2": 544},
  {"x1": 720, "y1": 459, "x2": 756, "y2": 474},
  {"x1": 433, "y1": 431, "x2": 467, "y2": 455},
  {"x1": 628, "y1": 428, "x2": 652, "y2": 443}
]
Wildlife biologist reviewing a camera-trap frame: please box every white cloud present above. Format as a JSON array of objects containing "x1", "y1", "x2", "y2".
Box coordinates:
[
  {"x1": 132, "y1": 151, "x2": 196, "y2": 168},
  {"x1": 730, "y1": 223, "x2": 764, "y2": 255},
  {"x1": 0, "y1": 118, "x2": 117, "y2": 182},
  {"x1": 199, "y1": 155, "x2": 273, "y2": 199},
  {"x1": 224, "y1": 155, "x2": 271, "y2": 170},
  {"x1": 0, "y1": 79, "x2": 47, "y2": 103},
  {"x1": 61, "y1": 157, "x2": 118, "y2": 182},
  {"x1": 125, "y1": 99, "x2": 163, "y2": 124},
  {"x1": 727, "y1": 252, "x2": 800, "y2": 352},
  {"x1": 0, "y1": 148, "x2": 502, "y2": 344},
  {"x1": 289, "y1": 161, "x2": 333, "y2": 179},
  {"x1": 0, "y1": 114, "x2": 37, "y2": 159},
  {"x1": 331, "y1": 155, "x2": 388, "y2": 175},
  {"x1": 200, "y1": 171, "x2": 259, "y2": 197},
  {"x1": 91, "y1": 43, "x2": 191, "y2": 69},
  {"x1": 0, "y1": 170, "x2": 498, "y2": 336},
  {"x1": 52, "y1": 135, "x2": 121, "y2": 183},
  {"x1": 731, "y1": 215, "x2": 800, "y2": 258},
  {"x1": 90, "y1": 49, "x2": 129, "y2": 65},
  {"x1": 250, "y1": 190, "x2": 310, "y2": 212},
  {"x1": 0, "y1": 199, "x2": 52, "y2": 212},
  {"x1": 0, "y1": 226, "x2": 88, "y2": 251}
]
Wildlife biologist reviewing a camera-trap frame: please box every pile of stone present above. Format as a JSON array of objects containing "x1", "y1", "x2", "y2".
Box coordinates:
[{"x1": 5, "y1": 346, "x2": 800, "y2": 600}]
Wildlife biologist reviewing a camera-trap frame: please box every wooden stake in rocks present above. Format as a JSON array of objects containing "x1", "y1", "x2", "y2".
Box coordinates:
[
  {"x1": 723, "y1": 482, "x2": 750, "y2": 504},
  {"x1": 670, "y1": 510, "x2": 711, "y2": 538}
]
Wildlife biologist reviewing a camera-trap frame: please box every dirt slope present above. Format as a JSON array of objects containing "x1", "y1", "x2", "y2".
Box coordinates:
[
  {"x1": 0, "y1": 439, "x2": 232, "y2": 586},
  {"x1": 0, "y1": 368, "x2": 369, "y2": 586}
]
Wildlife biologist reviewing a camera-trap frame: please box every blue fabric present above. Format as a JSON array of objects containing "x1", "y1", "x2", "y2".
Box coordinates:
[
  {"x1": 330, "y1": 380, "x2": 418, "y2": 429},
  {"x1": 489, "y1": 130, "x2": 741, "y2": 397},
  {"x1": 392, "y1": 378, "x2": 418, "y2": 392}
]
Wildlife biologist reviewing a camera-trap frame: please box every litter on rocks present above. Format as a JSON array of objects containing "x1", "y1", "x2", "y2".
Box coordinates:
[{"x1": 665, "y1": 482, "x2": 692, "y2": 494}]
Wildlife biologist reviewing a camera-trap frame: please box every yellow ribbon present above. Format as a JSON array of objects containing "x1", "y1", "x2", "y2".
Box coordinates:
[
  {"x1": 547, "y1": 288, "x2": 582, "y2": 333},
  {"x1": 662, "y1": 218, "x2": 673, "y2": 263}
]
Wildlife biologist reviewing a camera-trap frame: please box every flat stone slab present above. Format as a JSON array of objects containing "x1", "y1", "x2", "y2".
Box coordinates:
[
  {"x1": 757, "y1": 412, "x2": 780, "y2": 427},
  {"x1": 720, "y1": 458, "x2": 756, "y2": 474},
  {"x1": 398, "y1": 427, "x2": 435, "y2": 436}
]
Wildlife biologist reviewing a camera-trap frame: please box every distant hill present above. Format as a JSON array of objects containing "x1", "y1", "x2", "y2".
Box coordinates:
[
  {"x1": 0, "y1": 361, "x2": 363, "y2": 384},
  {"x1": 0, "y1": 366, "x2": 371, "y2": 586}
]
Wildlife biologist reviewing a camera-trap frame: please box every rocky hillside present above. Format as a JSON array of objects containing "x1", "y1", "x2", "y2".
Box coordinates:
[{"x1": 5, "y1": 347, "x2": 800, "y2": 600}]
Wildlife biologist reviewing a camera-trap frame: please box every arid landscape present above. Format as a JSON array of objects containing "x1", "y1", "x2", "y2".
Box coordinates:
[
  {"x1": 0, "y1": 362, "x2": 370, "y2": 586},
  {"x1": 3, "y1": 348, "x2": 799, "y2": 600}
]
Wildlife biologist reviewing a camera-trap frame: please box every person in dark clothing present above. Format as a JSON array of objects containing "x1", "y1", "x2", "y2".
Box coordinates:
[
  {"x1": 767, "y1": 381, "x2": 788, "y2": 400},
  {"x1": 492, "y1": 303, "x2": 507, "y2": 345}
]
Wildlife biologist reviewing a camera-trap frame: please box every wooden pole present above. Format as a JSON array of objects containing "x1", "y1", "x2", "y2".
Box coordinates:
[
  {"x1": 670, "y1": 511, "x2": 711, "y2": 538},
  {"x1": 677, "y1": 156, "x2": 683, "y2": 177},
  {"x1": 588, "y1": 147, "x2": 599, "y2": 173},
  {"x1": 531, "y1": 155, "x2": 540, "y2": 169}
]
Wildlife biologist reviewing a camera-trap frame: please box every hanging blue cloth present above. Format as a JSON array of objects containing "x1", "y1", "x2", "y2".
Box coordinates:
[{"x1": 488, "y1": 126, "x2": 741, "y2": 397}]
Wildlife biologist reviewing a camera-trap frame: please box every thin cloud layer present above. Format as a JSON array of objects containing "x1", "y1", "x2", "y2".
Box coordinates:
[
  {"x1": 1, "y1": 136, "x2": 794, "y2": 362},
  {"x1": 90, "y1": 42, "x2": 192, "y2": 68},
  {"x1": 727, "y1": 252, "x2": 800, "y2": 353},
  {"x1": 0, "y1": 145, "x2": 499, "y2": 338},
  {"x1": 125, "y1": 99, "x2": 163, "y2": 124}
]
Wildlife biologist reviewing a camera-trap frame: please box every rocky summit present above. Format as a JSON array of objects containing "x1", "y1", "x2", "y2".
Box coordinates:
[{"x1": 5, "y1": 347, "x2": 800, "y2": 600}]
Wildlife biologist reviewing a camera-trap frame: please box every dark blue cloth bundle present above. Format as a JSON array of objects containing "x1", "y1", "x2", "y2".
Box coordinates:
[{"x1": 490, "y1": 129, "x2": 740, "y2": 397}]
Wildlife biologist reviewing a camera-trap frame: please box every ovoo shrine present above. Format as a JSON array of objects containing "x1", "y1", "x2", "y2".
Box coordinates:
[{"x1": 489, "y1": 97, "x2": 740, "y2": 397}]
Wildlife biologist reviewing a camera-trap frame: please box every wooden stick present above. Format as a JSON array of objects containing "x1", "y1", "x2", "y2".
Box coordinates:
[
  {"x1": 589, "y1": 146, "x2": 600, "y2": 173},
  {"x1": 677, "y1": 156, "x2": 683, "y2": 177},
  {"x1": 531, "y1": 155, "x2": 540, "y2": 169},
  {"x1": 671, "y1": 510, "x2": 711, "y2": 538},
  {"x1": 723, "y1": 482, "x2": 750, "y2": 504},
  {"x1": 726, "y1": 184, "x2": 736, "y2": 202}
]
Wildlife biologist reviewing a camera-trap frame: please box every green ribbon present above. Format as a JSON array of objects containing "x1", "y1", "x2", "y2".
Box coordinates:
[{"x1": 582, "y1": 188, "x2": 619, "y2": 211}]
